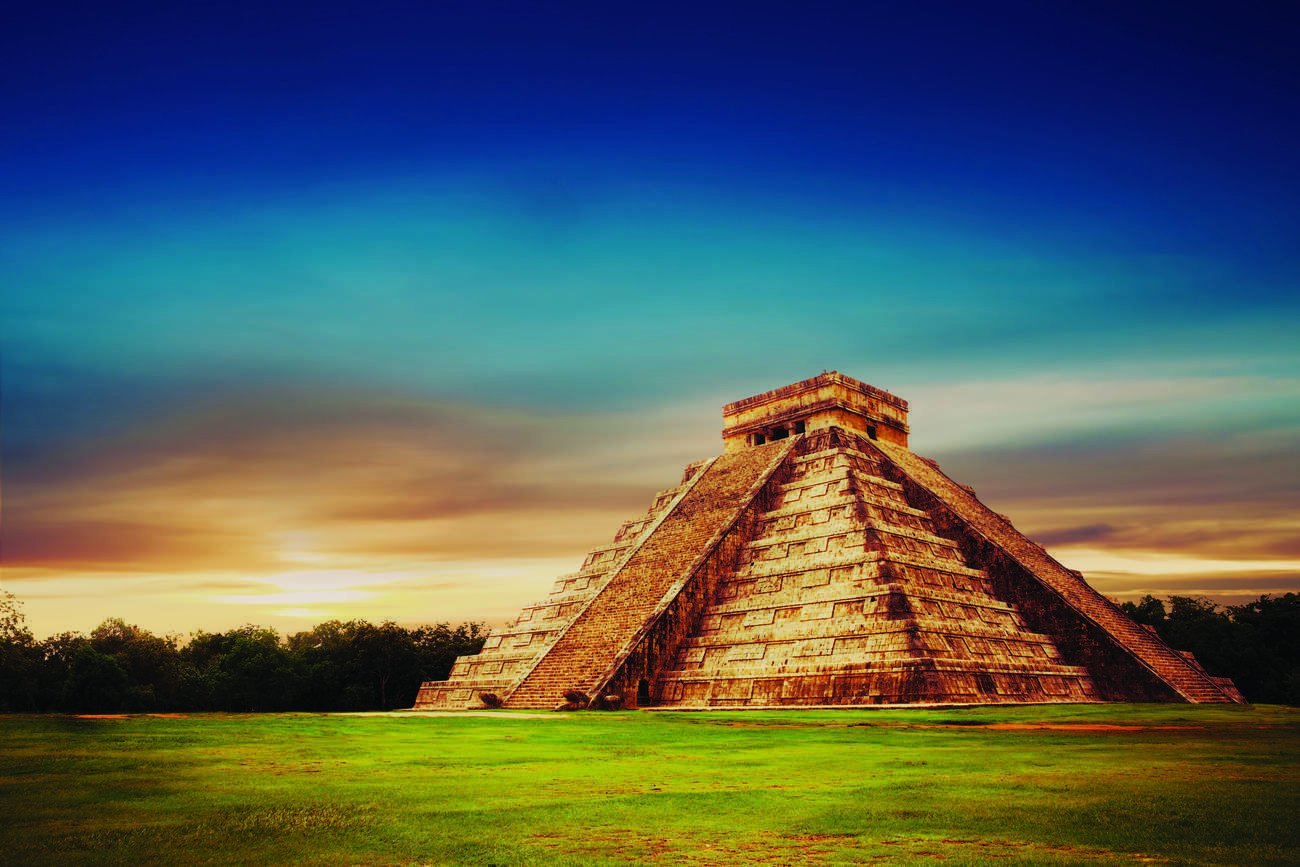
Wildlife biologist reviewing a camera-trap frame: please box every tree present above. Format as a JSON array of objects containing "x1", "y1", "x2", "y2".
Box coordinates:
[
  {"x1": 1160, "y1": 596, "x2": 1236, "y2": 680},
  {"x1": 1226, "y1": 593, "x2": 1300, "y2": 704},
  {"x1": 218, "y1": 625, "x2": 298, "y2": 711},
  {"x1": 287, "y1": 619, "x2": 360, "y2": 710},
  {"x1": 88, "y1": 618, "x2": 183, "y2": 711},
  {"x1": 0, "y1": 590, "x2": 40, "y2": 711},
  {"x1": 1120, "y1": 594, "x2": 1166, "y2": 628},
  {"x1": 354, "y1": 621, "x2": 416, "y2": 710},
  {"x1": 0, "y1": 590, "x2": 33, "y2": 642},
  {"x1": 61, "y1": 645, "x2": 129, "y2": 713},
  {"x1": 178, "y1": 630, "x2": 230, "y2": 710},
  {"x1": 286, "y1": 619, "x2": 429, "y2": 711},
  {"x1": 4, "y1": 611, "x2": 489, "y2": 712},
  {"x1": 38, "y1": 631, "x2": 90, "y2": 711}
]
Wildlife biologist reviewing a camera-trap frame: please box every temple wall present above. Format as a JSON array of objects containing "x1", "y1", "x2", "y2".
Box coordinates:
[{"x1": 722, "y1": 372, "x2": 909, "y2": 451}]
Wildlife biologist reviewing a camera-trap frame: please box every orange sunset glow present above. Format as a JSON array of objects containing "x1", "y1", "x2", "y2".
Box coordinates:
[
  {"x1": 5, "y1": 374, "x2": 1298, "y2": 640},
  {"x1": 3, "y1": 2, "x2": 1298, "y2": 642}
]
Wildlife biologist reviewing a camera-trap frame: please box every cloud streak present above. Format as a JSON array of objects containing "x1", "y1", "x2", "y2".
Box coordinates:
[
  {"x1": 1, "y1": 381, "x2": 707, "y2": 636},
  {"x1": 6, "y1": 367, "x2": 1297, "y2": 638},
  {"x1": 3, "y1": 5, "x2": 1297, "y2": 639}
]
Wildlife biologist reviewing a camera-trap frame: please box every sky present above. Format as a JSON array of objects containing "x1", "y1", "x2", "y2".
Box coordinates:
[{"x1": 3, "y1": 2, "x2": 1298, "y2": 639}]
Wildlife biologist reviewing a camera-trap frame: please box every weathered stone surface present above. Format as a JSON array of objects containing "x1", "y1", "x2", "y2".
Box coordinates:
[
  {"x1": 414, "y1": 372, "x2": 1244, "y2": 709},
  {"x1": 562, "y1": 689, "x2": 590, "y2": 708}
]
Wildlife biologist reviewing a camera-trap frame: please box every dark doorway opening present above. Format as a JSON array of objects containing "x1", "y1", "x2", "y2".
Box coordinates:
[
  {"x1": 637, "y1": 679, "x2": 651, "y2": 707},
  {"x1": 771, "y1": 426, "x2": 788, "y2": 440}
]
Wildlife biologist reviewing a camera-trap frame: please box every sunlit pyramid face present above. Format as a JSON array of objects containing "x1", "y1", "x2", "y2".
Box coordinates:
[{"x1": 415, "y1": 374, "x2": 1242, "y2": 711}]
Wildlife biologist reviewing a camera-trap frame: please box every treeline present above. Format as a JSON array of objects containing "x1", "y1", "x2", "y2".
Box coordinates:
[
  {"x1": 0, "y1": 592, "x2": 485, "y2": 713},
  {"x1": 4, "y1": 591, "x2": 1298, "y2": 711},
  {"x1": 1120, "y1": 593, "x2": 1300, "y2": 705}
]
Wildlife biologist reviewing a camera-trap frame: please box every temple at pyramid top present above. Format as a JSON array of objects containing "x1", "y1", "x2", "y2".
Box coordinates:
[
  {"x1": 415, "y1": 374, "x2": 1244, "y2": 711},
  {"x1": 722, "y1": 371, "x2": 909, "y2": 451}
]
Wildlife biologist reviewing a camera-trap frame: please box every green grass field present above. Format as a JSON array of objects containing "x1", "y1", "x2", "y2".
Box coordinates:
[{"x1": 2, "y1": 704, "x2": 1297, "y2": 865}]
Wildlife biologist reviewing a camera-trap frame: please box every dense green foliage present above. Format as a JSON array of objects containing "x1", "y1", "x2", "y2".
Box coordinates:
[
  {"x1": 4, "y1": 589, "x2": 1298, "y2": 712},
  {"x1": 0, "y1": 591, "x2": 484, "y2": 713},
  {"x1": 1, "y1": 705, "x2": 1297, "y2": 865},
  {"x1": 1120, "y1": 592, "x2": 1300, "y2": 705}
]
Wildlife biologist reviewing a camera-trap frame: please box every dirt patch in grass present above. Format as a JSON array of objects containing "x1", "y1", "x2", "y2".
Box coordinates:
[
  {"x1": 708, "y1": 721, "x2": 1210, "y2": 733},
  {"x1": 895, "y1": 836, "x2": 1173, "y2": 862},
  {"x1": 63, "y1": 714, "x2": 185, "y2": 720},
  {"x1": 530, "y1": 830, "x2": 1174, "y2": 864},
  {"x1": 712, "y1": 722, "x2": 851, "y2": 729},
  {"x1": 530, "y1": 829, "x2": 845, "y2": 865},
  {"x1": 981, "y1": 724, "x2": 1206, "y2": 732},
  {"x1": 880, "y1": 723, "x2": 1209, "y2": 732}
]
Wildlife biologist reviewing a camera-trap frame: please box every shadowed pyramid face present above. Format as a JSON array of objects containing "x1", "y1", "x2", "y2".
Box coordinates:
[
  {"x1": 720, "y1": 371, "x2": 909, "y2": 452},
  {"x1": 414, "y1": 375, "x2": 1243, "y2": 711}
]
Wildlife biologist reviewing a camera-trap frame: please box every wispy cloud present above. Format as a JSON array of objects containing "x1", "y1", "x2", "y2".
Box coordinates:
[
  {"x1": 1, "y1": 382, "x2": 702, "y2": 635},
  {"x1": 907, "y1": 372, "x2": 1300, "y2": 451},
  {"x1": 1054, "y1": 548, "x2": 1300, "y2": 577},
  {"x1": 1084, "y1": 570, "x2": 1300, "y2": 607},
  {"x1": 7, "y1": 367, "x2": 1299, "y2": 637},
  {"x1": 923, "y1": 393, "x2": 1300, "y2": 569}
]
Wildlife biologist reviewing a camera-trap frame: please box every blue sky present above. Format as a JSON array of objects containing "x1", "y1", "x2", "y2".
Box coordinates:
[{"x1": 3, "y1": 2, "x2": 1298, "y2": 637}]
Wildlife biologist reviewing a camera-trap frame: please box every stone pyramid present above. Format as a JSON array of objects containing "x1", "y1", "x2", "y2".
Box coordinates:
[{"x1": 414, "y1": 373, "x2": 1243, "y2": 709}]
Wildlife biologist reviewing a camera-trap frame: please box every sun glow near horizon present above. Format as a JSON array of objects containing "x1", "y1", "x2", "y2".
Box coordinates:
[
  {"x1": 3, "y1": 4, "x2": 1297, "y2": 641},
  {"x1": 4, "y1": 370, "x2": 1299, "y2": 639}
]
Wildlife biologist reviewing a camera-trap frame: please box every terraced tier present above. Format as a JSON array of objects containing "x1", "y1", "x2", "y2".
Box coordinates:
[{"x1": 654, "y1": 435, "x2": 1097, "y2": 707}]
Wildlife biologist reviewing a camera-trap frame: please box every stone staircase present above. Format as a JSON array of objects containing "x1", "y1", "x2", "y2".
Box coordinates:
[
  {"x1": 874, "y1": 441, "x2": 1239, "y2": 703},
  {"x1": 654, "y1": 432, "x2": 1097, "y2": 707},
  {"x1": 412, "y1": 469, "x2": 700, "y2": 709},
  {"x1": 503, "y1": 440, "x2": 792, "y2": 709}
]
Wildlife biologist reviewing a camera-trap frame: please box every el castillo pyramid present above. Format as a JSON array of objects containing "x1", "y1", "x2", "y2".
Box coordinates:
[{"x1": 415, "y1": 373, "x2": 1244, "y2": 709}]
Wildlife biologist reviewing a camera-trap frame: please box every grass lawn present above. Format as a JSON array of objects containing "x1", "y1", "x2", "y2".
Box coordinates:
[{"x1": 2, "y1": 703, "x2": 1297, "y2": 865}]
